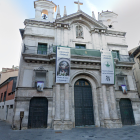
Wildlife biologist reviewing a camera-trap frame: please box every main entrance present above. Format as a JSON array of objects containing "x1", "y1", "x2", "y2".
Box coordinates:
[
  {"x1": 119, "y1": 99, "x2": 135, "y2": 125},
  {"x1": 74, "y1": 79, "x2": 94, "y2": 126},
  {"x1": 28, "y1": 97, "x2": 48, "y2": 128}
]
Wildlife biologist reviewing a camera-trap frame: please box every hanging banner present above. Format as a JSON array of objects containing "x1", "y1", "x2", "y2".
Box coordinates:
[
  {"x1": 121, "y1": 85, "x2": 127, "y2": 94},
  {"x1": 56, "y1": 46, "x2": 71, "y2": 83},
  {"x1": 101, "y1": 50, "x2": 114, "y2": 84}
]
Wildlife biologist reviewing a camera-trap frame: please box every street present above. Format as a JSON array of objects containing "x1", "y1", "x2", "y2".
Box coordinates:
[{"x1": 0, "y1": 121, "x2": 140, "y2": 140}]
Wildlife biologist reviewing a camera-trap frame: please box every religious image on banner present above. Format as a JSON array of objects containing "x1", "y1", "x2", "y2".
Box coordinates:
[
  {"x1": 121, "y1": 85, "x2": 127, "y2": 94},
  {"x1": 57, "y1": 59, "x2": 70, "y2": 76},
  {"x1": 56, "y1": 47, "x2": 71, "y2": 83},
  {"x1": 37, "y1": 81, "x2": 44, "y2": 92}
]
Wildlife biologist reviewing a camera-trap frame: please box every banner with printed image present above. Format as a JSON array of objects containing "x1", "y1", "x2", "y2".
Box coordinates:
[
  {"x1": 101, "y1": 50, "x2": 114, "y2": 84},
  {"x1": 56, "y1": 46, "x2": 71, "y2": 83}
]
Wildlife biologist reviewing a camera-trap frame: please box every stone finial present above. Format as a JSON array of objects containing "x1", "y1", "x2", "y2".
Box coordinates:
[
  {"x1": 63, "y1": 6, "x2": 67, "y2": 17},
  {"x1": 56, "y1": 5, "x2": 61, "y2": 19},
  {"x1": 92, "y1": 11, "x2": 95, "y2": 19}
]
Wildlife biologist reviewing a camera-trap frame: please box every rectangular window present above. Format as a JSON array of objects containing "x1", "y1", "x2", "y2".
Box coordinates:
[
  {"x1": 75, "y1": 44, "x2": 86, "y2": 49},
  {"x1": 0, "y1": 93, "x2": 3, "y2": 102},
  {"x1": 3, "y1": 92, "x2": 7, "y2": 102},
  {"x1": 37, "y1": 43, "x2": 47, "y2": 55},
  {"x1": 112, "y1": 50, "x2": 120, "y2": 60},
  {"x1": 10, "y1": 105, "x2": 13, "y2": 109},
  {"x1": 117, "y1": 76, "x2": 127, "y2": 90},
  {"x1": 35, "y1": 72, "x2": 46, "y2": 87}
]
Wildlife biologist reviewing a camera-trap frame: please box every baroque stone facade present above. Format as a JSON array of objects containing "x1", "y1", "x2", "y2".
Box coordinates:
[{"x1": 13, "y1": 0, "x2": 140, "y2": 130}]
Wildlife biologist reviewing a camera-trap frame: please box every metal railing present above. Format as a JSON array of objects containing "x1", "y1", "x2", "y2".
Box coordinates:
[
  {"x1": 23, "y1": 45, "x2": 134, "y2": 62},
  {"x1": 119, "y1": 55, "x2": 134, "y2": 62}
]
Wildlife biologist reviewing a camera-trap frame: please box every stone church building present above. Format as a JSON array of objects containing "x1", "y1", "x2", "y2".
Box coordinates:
[{"x1": 13, "y1": 0, "x2": 140, "y2": 130}]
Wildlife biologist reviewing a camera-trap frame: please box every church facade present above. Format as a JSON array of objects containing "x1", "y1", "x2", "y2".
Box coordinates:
[{"x1": 13, "y1": 0, "x2": 140, "y2": 130}]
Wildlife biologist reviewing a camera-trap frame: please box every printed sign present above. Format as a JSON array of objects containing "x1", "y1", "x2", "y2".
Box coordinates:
[
  {"x1": 56, "y1": 47, "x2": 71, "y2": 83},
  {"x1": 101, "y1": 50, "x2": 114, "y2": 84},
  {"x1": 121, "y1": 85, "x2": 127, "y2": 94}
]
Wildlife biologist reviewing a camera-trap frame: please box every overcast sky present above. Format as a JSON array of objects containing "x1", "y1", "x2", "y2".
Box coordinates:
[{"x1": 0, "y1": 0, "x2": 140, "y2": 71}]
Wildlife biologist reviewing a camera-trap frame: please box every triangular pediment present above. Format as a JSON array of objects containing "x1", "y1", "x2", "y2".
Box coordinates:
[{"x1": 56, "y1": 10, "x2": 106, "y2": 29}]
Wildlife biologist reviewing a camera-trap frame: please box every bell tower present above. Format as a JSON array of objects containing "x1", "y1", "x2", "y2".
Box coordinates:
[{"x1": 34, "y1": 0, "x2": 57, "y2": 22}]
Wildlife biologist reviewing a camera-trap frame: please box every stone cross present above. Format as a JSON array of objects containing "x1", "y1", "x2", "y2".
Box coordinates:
[{"x1": 74, "y1": 0, "x2": 83, "y2": 11}]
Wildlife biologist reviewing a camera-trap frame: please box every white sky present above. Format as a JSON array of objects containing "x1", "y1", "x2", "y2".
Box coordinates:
[{"x1": 0, "y1": 0, "x2": 140, "y2": 71}]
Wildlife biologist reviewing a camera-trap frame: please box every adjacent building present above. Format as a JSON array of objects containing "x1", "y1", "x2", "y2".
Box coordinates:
[
  {"x1": 0, "y1": 77, "x2": 17, "y2": 124},
  {"x1": 13, "y1": 0, "x2": 140, "y2": 130},
  {"x1": 129, "y1": 46, "x2": 140, "y2": 96},
  {"x1": 0, "y1": 66, "x2": 19, "y2": 84}
]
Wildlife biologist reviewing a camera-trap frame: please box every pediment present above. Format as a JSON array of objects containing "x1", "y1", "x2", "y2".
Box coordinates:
[{"x1": 56, "y1": 11, "x2": 106, "y2": 30}]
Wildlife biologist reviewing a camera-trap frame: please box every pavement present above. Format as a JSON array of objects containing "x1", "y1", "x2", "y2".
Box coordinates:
[{"x1": 0, "y1": 121, "x2": 140, "y2": 140}]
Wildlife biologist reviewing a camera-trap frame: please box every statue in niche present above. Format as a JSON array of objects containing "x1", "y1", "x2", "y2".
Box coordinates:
[{"x1": 76, "y1": 25, "x2": 84, "y2": 38}]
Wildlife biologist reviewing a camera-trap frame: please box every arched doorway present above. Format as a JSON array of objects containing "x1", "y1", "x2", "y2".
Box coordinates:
[
  {"x1": 74, "y1": 79, "x2": 94, "y2": 126},
  {"x1": 28, "y1": 97, "x2": 48, "y2": 128},
  {"x1": 119, "y1": 99, "x2": 135, "y2": 125}
]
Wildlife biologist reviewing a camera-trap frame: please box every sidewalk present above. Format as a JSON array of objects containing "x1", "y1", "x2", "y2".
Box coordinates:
[{"x1": 0, "y1": 120, "x2": 140, "y2": 140}]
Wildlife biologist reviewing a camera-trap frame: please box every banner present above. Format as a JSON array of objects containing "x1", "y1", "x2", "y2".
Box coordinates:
[
  {"x1": 37, "y1": 81, "x2": 44, "y2": 92},
  {"x1": 121, "y1": 85, "x2": 127, "y2": 94},
  {"x1": 101, "y1": 51, "x2": 114, "y2": 84},
  {"x1": 56, "y1": 47, "x2": 71, "y2": 83}
]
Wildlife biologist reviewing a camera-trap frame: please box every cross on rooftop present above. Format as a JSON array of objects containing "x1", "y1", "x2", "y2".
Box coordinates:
[{"x1": 74, "y1": 0, "x2": 83, "y2": 12}]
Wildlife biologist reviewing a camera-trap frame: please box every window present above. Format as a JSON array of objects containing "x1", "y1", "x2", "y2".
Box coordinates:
[
  {"x1": 112, "y1": 50, "x2": 120, "y2": 60},
  {"x1": 35, "y1": 72, "x2": 46, "y2": 88},
  {"x1": 3, "y1": 92, "x2": 7, "y2": 102},
  {"x1": 75, "y1": 44, "x2": 86, "y2": 49},
  {"x1": 0, "y1": 93, "x2": 3, "y2": 102},
  {"x1": 117, "y1": 76, "x2": 127, "y2": 91},
  {"x1": 10, "y1": 105, "x2": 13, "y2": 109},
  {"x1": 37, "y1": 43, "x2": 47, "y2": 55}
]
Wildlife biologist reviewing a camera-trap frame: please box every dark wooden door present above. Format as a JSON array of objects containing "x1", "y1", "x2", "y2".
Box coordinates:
[
  {"x1": 119, "y1": 99, "x2": 135, "y2": 125},
  {"x1": 28, "y1": 97, "x2": 48, "y2": 128},
  {"x1": 74, "y1": 79, "x2": 94, "y2": 126}
]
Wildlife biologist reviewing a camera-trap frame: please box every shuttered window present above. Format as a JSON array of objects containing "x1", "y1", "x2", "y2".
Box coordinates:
[{"x1": 37, "y1": 44, "x2": 47, "y2": 55}]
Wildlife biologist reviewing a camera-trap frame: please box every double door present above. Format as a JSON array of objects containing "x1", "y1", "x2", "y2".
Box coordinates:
[{"x1": 74, "y1": 79, "x2": 94, "y2": 126}]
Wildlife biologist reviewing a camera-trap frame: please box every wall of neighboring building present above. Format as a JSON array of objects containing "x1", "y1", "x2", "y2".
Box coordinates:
[
  {"x1": 0, "y1": 78, "x2": 16, "y2": 124},
  {"x1": 133, "y1": 52, "x2": 140, "y2": 95},
  {"x1": 0, "y1": 71, "x2": 18, "y2": 84}
]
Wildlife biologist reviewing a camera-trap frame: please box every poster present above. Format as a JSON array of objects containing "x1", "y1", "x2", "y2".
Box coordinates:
[
  {"x1": 101, "y1": 50, "x2": 114, "y2": 84},
  {"x1": 37, "y1": 81, "x2": 44, "y2": 92},
  {"x1": 56, "y1": 47, "x2": 71, "y2": 83},
  {"x1": 121, "y1": 85, "x2": 127, "y2": 94}
]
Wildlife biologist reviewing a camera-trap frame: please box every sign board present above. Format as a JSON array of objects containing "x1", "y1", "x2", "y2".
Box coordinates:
[
  {"x1": 56, "y1": 47, "x2": 71, "y2": 83},
  {"x1": 101, "y1": 51, "x2": 114, "y2": 84}
]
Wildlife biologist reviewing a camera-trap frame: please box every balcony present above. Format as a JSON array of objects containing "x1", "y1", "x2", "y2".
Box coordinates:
[{"x1": 23, "y1": 45, "x2": 134, "y2": 63}]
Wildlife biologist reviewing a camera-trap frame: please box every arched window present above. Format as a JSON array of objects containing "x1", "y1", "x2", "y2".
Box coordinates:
[
  {"x1": 42, "y1": 10, "x2": 48, "y2": 20},
  {"x1": 76, "y1": 25, "x2": 84, "y2": 38}
]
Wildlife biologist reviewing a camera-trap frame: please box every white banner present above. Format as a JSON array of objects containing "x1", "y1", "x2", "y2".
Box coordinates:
[
  {"x1": 56, "y1": 47, "x2": 71, "y2": 83},
  {"x1": 101, "y1": 51, "x2": 114, "y2": 84}
]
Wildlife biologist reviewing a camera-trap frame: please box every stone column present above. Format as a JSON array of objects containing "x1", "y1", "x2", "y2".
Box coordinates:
[
  {"x1": 102, "y1": 85, "x2": 110, "y2": 119},
  {"x1": 98, "y1": 87, "x2": 105, "y2": 127},
  {"x1": 55, "y1": 84, "x2": 61, "y2": 120},
  {"x1": 64, "y1": 84, "x2": 70, "y2": 120},
  {"x1": 109, "y1": 86, "x2": 119, "y2": 119},
  {"x1": 93, "y1": 88, "x2": 100, "y2": 127}
]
